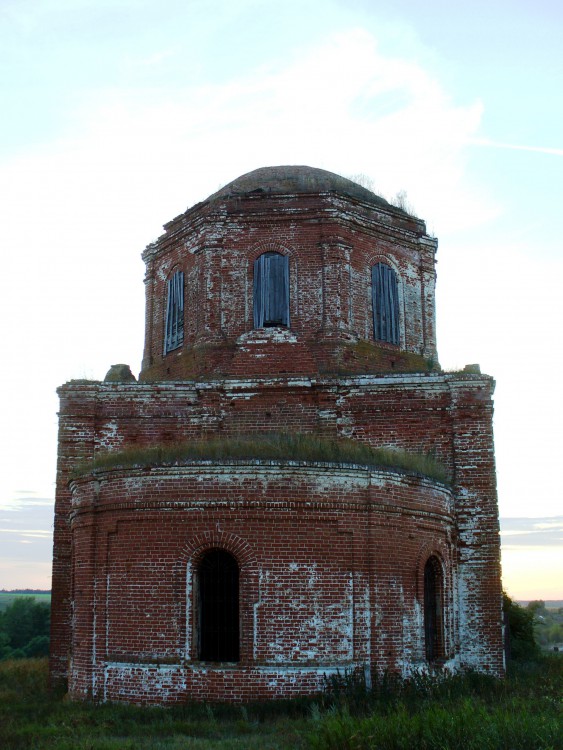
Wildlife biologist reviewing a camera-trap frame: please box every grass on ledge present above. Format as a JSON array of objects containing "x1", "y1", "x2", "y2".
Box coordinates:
[{"x1": 72, "y1": 433, "x2": 450, "y2": 484}]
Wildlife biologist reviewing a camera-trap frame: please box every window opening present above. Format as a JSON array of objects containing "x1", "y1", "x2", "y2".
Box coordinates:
[
  {"x1": 424, "y1": 556, "x2": 444, "y2": 661},
  {"x1": 372, "y1": 263, "x2": 400, "y2": 344},
  {"x1": 198, "y1": 549, "x2": 240, "y2": 662},
  {"x1": 164, "y1": 270, "x2": 184, "y2": 354},
  {"x1": 253, "y1": 252, "x2": 290, "y2": 328}
]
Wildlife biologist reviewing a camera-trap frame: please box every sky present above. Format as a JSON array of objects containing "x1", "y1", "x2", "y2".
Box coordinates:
[{"x1": 0, "y1": 0, "x2": 561, "y2": 600}]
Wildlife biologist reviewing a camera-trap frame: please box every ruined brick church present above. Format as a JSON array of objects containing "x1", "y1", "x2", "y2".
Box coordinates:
[{"x1": 50, "y1": 166, "x2": 504, "y2": 703}]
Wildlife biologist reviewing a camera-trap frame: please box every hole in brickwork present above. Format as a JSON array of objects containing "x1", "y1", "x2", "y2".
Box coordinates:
[
  {"x1": 424, "y1": 555, "x2": 445, "y2": 662},
  {"x1": 198, "y1": 548, "x2": 240, "y2": 662}
]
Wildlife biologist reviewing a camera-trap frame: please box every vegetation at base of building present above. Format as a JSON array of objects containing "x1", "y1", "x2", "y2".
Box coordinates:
[
  {"x1": 73, "y1": 432, "x2": 451, "y2": 484},
  {"x1": 307, "y1": 656, "x2": 563, "y2": 749},
  {"x1": 503, "y1": 592, "x2": 539, "y2": 660},
  {"x1": 1, "y1": 654, "x2": 561, "y2": 749},
  {"x1": 502, "y1": 593, "x2": 563, "y2": 657},
  {"x1": 527, "y1": 600, "x2": 563, "y2": 649},
  {"x1": 0, "y1": 596, "x2": 50, "y2": 661}
]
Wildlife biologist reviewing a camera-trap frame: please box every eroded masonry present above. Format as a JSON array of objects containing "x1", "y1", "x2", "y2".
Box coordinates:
[{"x1": 51, "y1": 166, "x2": 504, "y2": 703}]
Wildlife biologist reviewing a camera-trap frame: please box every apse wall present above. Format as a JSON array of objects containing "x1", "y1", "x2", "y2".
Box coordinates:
[{"x1": 68, "y1": 461, "x2": 455, "y2": 703}]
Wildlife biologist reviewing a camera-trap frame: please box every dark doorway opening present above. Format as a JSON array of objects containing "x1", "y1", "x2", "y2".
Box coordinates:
[
  {"x1": 198, "y1": 549, "x2": 240, "y2": 662},
  {"x1": 424, "y1": 556, "x2": 444, "y2": 662}
]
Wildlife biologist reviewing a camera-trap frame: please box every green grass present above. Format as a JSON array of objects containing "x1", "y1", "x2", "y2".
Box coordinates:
[
  {"x1": 1, "y1": 657, "x2": 561, "y2": 749},
  {"x1": 0, "y1": 593, "x2": 51, "y2": 613},
  {"x1": 0, "y1": 659, "x2": 308, "y2": 749},
  {"x1": 308, "y1": 661, "x2": 562, "y2": 750},
  {"x1": 307, "y1": 702, "x2": 562, "y2": 750},
  {"x1": 72, "y1": 433, "x2": 450, "y2": 484}
]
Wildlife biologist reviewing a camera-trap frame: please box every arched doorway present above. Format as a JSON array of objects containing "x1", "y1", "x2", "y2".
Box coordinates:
[
  {"x1": 424, "y1": 555, "x2": 444, "y2": 662},
  {"x1": 198, "y1": 549, "x2": 240, "y2": 662}
]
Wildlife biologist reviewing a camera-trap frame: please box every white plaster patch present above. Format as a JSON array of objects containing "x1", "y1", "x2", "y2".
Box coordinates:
[
  {"x1": 97, "y1": 420, "x2": 124, "y2": 451},
  {"x1": 237, "y1": 328, "x2": 298, "y2": 345}
]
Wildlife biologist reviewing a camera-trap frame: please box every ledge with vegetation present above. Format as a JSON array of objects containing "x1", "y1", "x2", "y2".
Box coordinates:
[{"x1": 71, "y1": 433, "x2": 451, "y2": 485}]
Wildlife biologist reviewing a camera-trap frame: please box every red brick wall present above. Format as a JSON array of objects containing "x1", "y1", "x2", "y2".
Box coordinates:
[
  {"x1": 51, "y1": 372, "x2": 504, "y2": 701},
  {"x1": 50, "y1": 170, "x2": 504, "y2": 702},
  {"x1": 68, "y1": 463, "x2": 455, "y2": 702},
  {"x1": 140, "y1": 189, "x2": 438, "y2": 381}
]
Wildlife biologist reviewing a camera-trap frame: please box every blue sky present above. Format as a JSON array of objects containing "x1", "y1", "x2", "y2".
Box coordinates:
[{"x1": 0, "y1": 0, "x2": 561, "y2": 598}]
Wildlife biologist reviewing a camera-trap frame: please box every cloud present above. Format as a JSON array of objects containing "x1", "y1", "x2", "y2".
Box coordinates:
[
  {"x1": 0, "y1": 499, "x2": 54, "y2": 591},
  {"x1": 0, "y1": 496, "x2": 54, "y2": 512},
  {"x1": 0, "y1": 498, "x2": 54, "y2": 529},
  {"x1": 500, "y1": 517, "x2": 562, "y2": 599},
  {"x1": 470, "y1": 138, "x2": 563, "y2": 157},
  {"x1": 500, "y1": 517, "x2": 563, "y2": 549},
  {"x1": 1, "y1": 28, "x2": 490, "y2": 234}
]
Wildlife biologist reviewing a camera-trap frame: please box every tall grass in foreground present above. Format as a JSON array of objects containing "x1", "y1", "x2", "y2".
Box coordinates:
[
  {"x1": 0, "y1": 658, "x2": 307, "y2": 749},
  {"x1": 0, "y1": 656, "x2": 561, "y2": 749},
  {"x1": 308, "y1": 660, "x2": 562, "y2": 750},
  {"x1": 307, "y1": 702, "x2": 561, "y2": 750},
  {"x1": 73, "y1": 433, "x2": 450, "y2": 484}
]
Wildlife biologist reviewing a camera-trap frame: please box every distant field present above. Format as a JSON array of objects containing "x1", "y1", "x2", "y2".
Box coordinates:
[
  {"x1": 518, "y1": 600, "x2": 563, "y2": 609},
  {"x1": 0, "y1": 592, "x2": 51, "y2": 612}
]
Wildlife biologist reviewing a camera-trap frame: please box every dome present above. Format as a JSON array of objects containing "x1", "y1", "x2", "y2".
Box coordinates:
[{"x1": 209, "y1": 165, "x2": 390, "y2": 208}]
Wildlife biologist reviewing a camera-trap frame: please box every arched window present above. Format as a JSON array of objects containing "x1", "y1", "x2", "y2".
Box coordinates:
[
  {"x1": 253, "y1": 252, "x2": 290, "y2": 328},
  {"x1": 198, "y1": 549, "x2": 239, "y2": 662},
  {"x1": 164, "y1": 270, "x2": 184, "y2": 354},
  {"x1": 372, "y1": 262, "x2": 400, "y2": 345},
  {"x1": 424, "y1": 556, "x2": 444, "y2": 662}
]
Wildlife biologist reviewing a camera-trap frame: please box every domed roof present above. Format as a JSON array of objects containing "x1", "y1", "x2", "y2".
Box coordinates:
[{"x1": 209, "y1": 165, "x2": 390, "y2": 208}]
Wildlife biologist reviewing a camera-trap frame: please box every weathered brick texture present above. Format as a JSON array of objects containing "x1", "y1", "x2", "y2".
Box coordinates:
[{"x1": 50, "y1": 166, "x2": 504, "y2": 703}]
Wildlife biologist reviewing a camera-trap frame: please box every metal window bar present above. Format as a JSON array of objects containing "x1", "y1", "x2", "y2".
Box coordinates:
[
  {"x1": 164, "y1": 271, "x2": 184, "y2": 354},
  {"x1": 253, "y1": 252, "x2": 289, "y2": 328},
  {"x1": 199, "y1": 549, "x2": 240, "y2": 662},
  {"x1": 372, "y1": 263, "x2": 400, "y2": 345}
]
